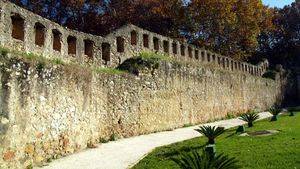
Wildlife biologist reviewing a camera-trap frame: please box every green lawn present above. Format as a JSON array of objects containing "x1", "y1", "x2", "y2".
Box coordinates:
[{"x1": 133, "y1": 113, "x2": 300, "y2": 169}]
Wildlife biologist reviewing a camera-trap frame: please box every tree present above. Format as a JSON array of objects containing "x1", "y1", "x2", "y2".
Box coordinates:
[
  {"x1": 256, "y1": 0, "x2": 300, "y2": 68},
  {"x1": 186, "y1": 0, "x2": 274, "y2": 60}
]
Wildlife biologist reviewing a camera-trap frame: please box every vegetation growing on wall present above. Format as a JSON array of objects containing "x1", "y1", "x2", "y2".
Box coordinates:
[{"x1": 117, "y1": 52, "x2": 170, "y2": 75}]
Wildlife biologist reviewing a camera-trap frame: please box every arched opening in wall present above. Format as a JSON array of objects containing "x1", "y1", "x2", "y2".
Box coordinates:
[
  {"x1": 188, "y1": 47, "x2": 192, "y2": 58},
  {"x1": 11, "y1": 13, "x2": 25, "y2": 41},
  {"x1": 180, "y1": 44, "x2": 185, "y2": 56},
  {"x1": 143, "y1": 34, "x2": 149, "y2": 48},
  {"x1": 163, "y1": 40, "x2": 169, "y2": 53},
  {"x1": 52, "y1": 29, "x2": 61, "y2": 51},
  {"x1": 117, "y1": 36, "x2": 125, "y2": 53},
  {"x1": 84, "y1": 39, "x2": 94, "y2": 59},
  {"x1": 172, "y1": 42, "x2": 177, "y2": 54},
  {"x1": 102, "y1": 43, "x2": 110, "y2": 64},
  {"x1": 34, "y1": 22, "x2": 45, "y2": 47},
  {"x1": 235, "y1": 62, "x2": 238, "y2": 69},
  {"x1": 67, "y1": 36, "x2": 77, "y2": 55},
  {"x1": 131, "y1": 30, "x2": 137, "y2": 45},
  {"x1": 195, "y1": 50, "x2": 199, "y2": 59},
  {"x1": 222, "y1": 59, "x2": 226, "y2": 68},
  {"x1": 231, "y1": 61, "x2": 234, "y2": 70},
  {"x1": 153, "y1": 37, "x2": 159, "y2": 51}
]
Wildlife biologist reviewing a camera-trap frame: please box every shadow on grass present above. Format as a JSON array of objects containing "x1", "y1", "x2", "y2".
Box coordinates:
[{"x1": 156, "y1": 145, "x2": 206, "y2": 159}]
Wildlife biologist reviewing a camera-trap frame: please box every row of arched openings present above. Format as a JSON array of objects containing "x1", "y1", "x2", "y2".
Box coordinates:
[{"x1": 10, "y1": 13, "x2": 111, "y2": 62}]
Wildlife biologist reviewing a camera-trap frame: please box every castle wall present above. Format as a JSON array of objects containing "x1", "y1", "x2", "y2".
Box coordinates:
[
  {"x1": 0, "y1": 0, "x2": 269, "y2": 74},
  {"x1": 0, "y1": 1, "x2": 284, "y2": 168},
  {"x1": 0, "y1": 53, "x2": 283, "y2": 168}
]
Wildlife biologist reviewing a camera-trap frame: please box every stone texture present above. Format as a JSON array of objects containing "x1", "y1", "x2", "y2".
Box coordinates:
[{"x1": 0, "y1": 52, "x2": 285, "y2": 169}]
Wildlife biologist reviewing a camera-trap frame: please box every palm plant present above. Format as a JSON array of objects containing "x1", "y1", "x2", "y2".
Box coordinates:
[
  {"x1": 269, "y1": 106, "x2": 281, "y2": 121},
  {"x1": 171, "y1": 150, "x2": 240, "y2": 169},
  {"x1": 239, "y1": 111, "x2": 259, "y2": 127},
  {"x1": 195, "y1": 126, "x2": 225, "y2": 144}
]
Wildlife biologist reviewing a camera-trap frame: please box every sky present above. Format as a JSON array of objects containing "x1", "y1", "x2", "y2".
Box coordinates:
[{"x1": 262, "y1": 0, "x2": 295, "y2": 8}]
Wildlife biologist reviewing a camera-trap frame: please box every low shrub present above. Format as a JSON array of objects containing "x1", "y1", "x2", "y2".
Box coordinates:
[
  {"x1": 240, "y1": 111, "x2": 259, "y2": 127},
  {"x1": 269, "y1": 106, "x2": 281, "y2": 121},
  {"x1": 171, "y1": 150, "x2": 240, "y2": 169},
  {"x1": 195, "y1": 126, "x2": 225, "y2": 144},
  {"x1": 117, "y1": 51, "x2": 169, "y2": 75}
]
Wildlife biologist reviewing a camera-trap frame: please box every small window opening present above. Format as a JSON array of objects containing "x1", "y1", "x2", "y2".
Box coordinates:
[
  {"x1": 163, "y1": 40, "x2": 169, "y2": 53},
  {"x1": 11, "y1": 13, "x2": 25, "y2": 41},
  {"x1": 131, "y1": 31, "x2": 137, "y2": 45},
  {"x1": 195, "y1": 50, "x2": 199, "y2": 59},
  {"x1": 84, "y1": 39, "x2": 94, "y2": 59},
  {"x1": 102, "y1": 43, "x2": 111, "y2": 64},
  {"x1": 67, "y1": 36, "x2": 77, "y2": 55},
  {"x1": 207, "y1": 53, "x2": 211, "y2": 62},
  {"x1": 188, "y1": 47, "x2": 193, "y2": 58},
  {"x1": 212, "y1": 55, "x2": 216, "y2": 62},
  {"x1": 117, "y1": 36, "x2": 125, "y2": 53},
  {"x1": 143, "y1": 34, "x2": 149, "y2": 48},
  {"x1": 172, "y1": 42, "x2": 177, "y2": 54},
  {"x1": 180, "y1": 44, "x2": 185, "y2": 56},
  {"x1": 52, "y1": 29, "x2": 61, "y2": 51},
  {"x1": 153, "y1": 37, "x2": 159, "y2": 51},
  {"x1": 34, "y1": 22, "x2": 45, "y2": 47}
]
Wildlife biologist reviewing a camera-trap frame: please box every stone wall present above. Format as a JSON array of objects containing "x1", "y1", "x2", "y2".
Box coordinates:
[
  {"x1": 0, "y1": 52, "x2": 283, "y2": 168},
  {"x1": 0, "y1": 0, "x2": 269, "y2": 75},
  {"x1": 0, "y1": 1, "x2": 286, "y2": 168}
]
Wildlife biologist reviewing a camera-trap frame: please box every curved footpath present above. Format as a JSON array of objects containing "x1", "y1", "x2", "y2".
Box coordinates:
[{"x1": 39, "y1": 112, "x2": 272, "y2": 169}]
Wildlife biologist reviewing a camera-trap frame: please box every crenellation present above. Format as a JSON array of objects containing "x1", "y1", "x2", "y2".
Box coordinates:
[{"x1": 0, "y1": 0, "x2": 269, "y2": 75}]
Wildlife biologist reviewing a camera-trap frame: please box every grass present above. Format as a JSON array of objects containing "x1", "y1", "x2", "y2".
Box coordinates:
[
  {"x1": 138, "y1": 51, "x2": 171, "y2": 61},
  {"x1": 132, "y1": 113, "x2": 300, "y2": 169},
  {"x1": 94, "y1": 67, "x2": 126, "y2": 75},
  {"x1": 0, "y1": 46, "x2": 126, "y2": 75}
]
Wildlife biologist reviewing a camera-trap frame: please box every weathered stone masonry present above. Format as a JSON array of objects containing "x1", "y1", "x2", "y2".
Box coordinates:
[
  {"x1": 0, "y1": 53, "x2": 283, "y2": 168},
  {"x1": 0, "y1": 1, "x2": 285, "y2": 168}
]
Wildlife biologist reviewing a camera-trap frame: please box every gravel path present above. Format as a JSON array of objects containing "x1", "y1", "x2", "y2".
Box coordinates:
[{"x1": 40, "y1": 112, "x2": 272, "y2": 169}]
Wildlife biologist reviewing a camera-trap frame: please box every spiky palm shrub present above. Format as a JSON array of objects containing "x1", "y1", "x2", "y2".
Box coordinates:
[
  {"x1": 195, "y1": 126, "x2": 225, "y2": 144},
  {"x1": 269, "y1": 107, "x2": 281, "y2": 121},
  {"x1": 171, "y1": 150, "x2": 240, "y2": 169},
  {"x1": 240, "y1": 111, "x2": 259, "y2": 127}
]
